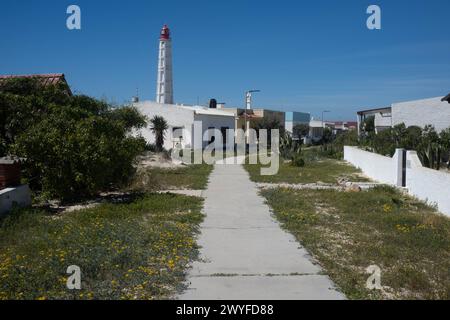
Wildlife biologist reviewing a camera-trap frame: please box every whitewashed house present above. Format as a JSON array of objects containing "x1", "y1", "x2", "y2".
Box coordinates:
[
  {"x1": 357, "y1": 94, "x2": 450, "y2": 134},
  {"x1": 285, "y1": 111, "x2": 311, "y2": 136},
  {"x1": 134, "y1": 101, "x2": 236, "y2": 150}
]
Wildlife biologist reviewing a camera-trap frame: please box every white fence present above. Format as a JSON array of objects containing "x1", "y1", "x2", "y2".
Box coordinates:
[{"x1": 344, "y1": 146, "x2": 450, "y2": 217}]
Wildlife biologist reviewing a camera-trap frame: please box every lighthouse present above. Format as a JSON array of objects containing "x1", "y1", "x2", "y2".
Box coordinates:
[{"x1": 156, "y1": 25, "x2": 174, "y2": 104}]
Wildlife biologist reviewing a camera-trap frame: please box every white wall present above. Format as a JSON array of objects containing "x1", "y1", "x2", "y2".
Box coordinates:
[
  {"x1": 344, "y1": 146, "x2": 450, "y2": 217},
  {"x1": 134, "y1": 101, "x2": 236, "y2": 150},
  {"x1": 0, "y1": 185, "x2": 32, "y2": 216},
  {"x1": 392, "y1": 97, "x2": 450, "y2": 132},
  {"x1": 135, "y1": 101, "x2": 195, "y2": 150},
  {"x1": 374, "y1": 111, "x2": 392, "y2": 129},
  {"x1": 344, "y1": 146, "x2": 400, "y2": 186},
  {"x1": 194, "y1": 113, "x2": 236, "y2": 148},
  {"x1": 285, "y1": 121, "x2": 294, "y2": 134},
  {"x1": 406, "y1": 151, "x2": 450, "y2": 216}
]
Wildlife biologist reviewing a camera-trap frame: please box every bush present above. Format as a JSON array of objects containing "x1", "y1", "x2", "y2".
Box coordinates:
[
  {"x1": 293, "y1": 123, "x2": 309, "y2": 139},
  {"x1": 291, "y1": 154, "x2": 305, "y2": 167},
  {"x1": 372, "y1": 128, "x2": 396, "y2": 156},
  {"x1": 0, "y1": 137, "x2": 6, "y2": 157},
  {"x1": 279, "y1": 133, "x2": 302, "y2": 160},
  {"x1": 1, "y1": 78, "x2": 147, "y2": 201},
  {"x1": 253, "y1": 118, "x2": 285, "y2": 147},
  {"x1": 359, "y1": 123, "x2": 450, "y2": 170},
  {"x1": 318, "y1": 130, "x2": 358, "y2": 159},
  {"x1": 144, "y1": 143, "x2": 158, "y2": 152}
]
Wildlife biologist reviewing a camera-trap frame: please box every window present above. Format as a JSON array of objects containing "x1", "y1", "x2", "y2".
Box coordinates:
[{"x1": 172, "y1": 127, "x2": 183, "y2": 141}]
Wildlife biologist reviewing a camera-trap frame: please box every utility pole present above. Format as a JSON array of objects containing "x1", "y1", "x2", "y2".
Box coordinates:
[{"x1": 322, "y1": 110, "x2": 331, "y2": 128}]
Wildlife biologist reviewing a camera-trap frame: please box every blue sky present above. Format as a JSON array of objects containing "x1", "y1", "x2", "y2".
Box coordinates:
[{"x1": 1, "y1": 0, "x2": 449, "y2": 120}]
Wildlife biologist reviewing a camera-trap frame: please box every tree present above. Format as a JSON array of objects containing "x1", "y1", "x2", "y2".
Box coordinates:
[
  {"x1": 150, "y1": 116, "x2": 168, "y2": 152},
  {"x1": 293, "y1": 123, "x2": 310, "y2": 139},
  {"x1": 418, "y1": 125, "x2": 440, "y2": 169},
  {"x1": 330, "y1": 130, "x2": 359, "y2": 158},
  {"x1": 362, "y1": 115, "x2": 375, "y2": 134},
  {"x1": 391, "y1": 123, "x2": 407, "y2": 146},
  {"x1": 279, "y1": 132, "x2": 302, "y2": 160},
  {"x1": 252, "y1": 118, "x2": 285, "y2": 148},
  {"x1": 439, "y1": 128, "x2": 450, "y2": 169},
  {"x1": 372, "y1": 128, "x2": 396, "y2": 156},
  {"x1": 0, "y1": 136, "x2": 6, "y2": 157},
  {"x1": 401, "y1": 126, "x2": 422, "y2": 150},
  {"x1": 1, "y1": 77, "x2": 147, "y2": 201},
  {"x1": 322, "y1": 127, "x2": 333, "y2": 144}
]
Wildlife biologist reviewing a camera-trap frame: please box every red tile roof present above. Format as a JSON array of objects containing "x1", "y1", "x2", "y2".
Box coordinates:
[{"x1": 0, "y1": 73, "x2": 72, "y2": 95}]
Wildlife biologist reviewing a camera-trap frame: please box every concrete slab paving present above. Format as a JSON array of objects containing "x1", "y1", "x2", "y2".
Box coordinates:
[
  {"x1": 178, "y1": 160, "x2": 345, "y2": 300},
  {"x1": 182, "y1": 275, "x2": 344, "y2": 300}
]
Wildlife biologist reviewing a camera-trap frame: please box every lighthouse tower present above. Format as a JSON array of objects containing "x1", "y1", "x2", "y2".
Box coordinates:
[{"x1": 156, "y1": 25, "x2": 174, "y2": 104}]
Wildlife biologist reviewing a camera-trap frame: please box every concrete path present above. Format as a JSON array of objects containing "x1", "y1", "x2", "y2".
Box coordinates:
[{"x1": 178, "y1": 161, "x2": 345, "y2": 300}]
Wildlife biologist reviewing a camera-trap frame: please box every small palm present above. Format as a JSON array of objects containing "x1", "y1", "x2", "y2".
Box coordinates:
[{"x1": 150, "y1": 116, "x2": 168, "y2": 152}]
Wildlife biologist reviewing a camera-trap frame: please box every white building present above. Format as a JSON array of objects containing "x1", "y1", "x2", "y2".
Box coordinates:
[
  {"x1": 391, "y1": 96, "x2": 450, "y2": 132},
  {"x1": 156, "y1": 25, "x2": 173, "y2": 104},
  {"x1": 285, "y1": 111, "x2": 311, "y2": 136},
  {"x1": 357, "y1": 94, "x2": 450, "y2": 134},
  {"x1": 134, "y1": 101, "x2": 235, "y2": 150},
  {"x1": 305, "y1": 119, "x2": 335, "y2": 143},
  {"x1": 134, "y1": 25, "x2": 236, "y2": 150}
]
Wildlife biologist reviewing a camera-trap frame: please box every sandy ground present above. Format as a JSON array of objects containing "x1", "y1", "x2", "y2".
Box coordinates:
[{"x1": 136, "y1": 151, "x2": 184, "y2": 169}]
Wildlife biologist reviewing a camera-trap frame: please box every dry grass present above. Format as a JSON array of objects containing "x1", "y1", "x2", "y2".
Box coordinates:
[
  {"x1": 245, "y1": 158, "x2": 370, "y2": 184},
  {"x1": 130, "y1": 164, "x2": 212, "y2": 191},
  {"x1": 261, "y1": 186, "x2": 450, "y2": 300}
]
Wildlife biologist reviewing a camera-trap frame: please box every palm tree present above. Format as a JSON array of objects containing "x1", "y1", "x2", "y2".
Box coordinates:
[{"x1": 149, "y1": 116, "x2": 168, "y2": 152}]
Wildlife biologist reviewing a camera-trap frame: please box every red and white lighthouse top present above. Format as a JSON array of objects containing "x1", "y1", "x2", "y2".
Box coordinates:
[{"x1": 160, "y1": 25, "x2": 170, "y2": 40}]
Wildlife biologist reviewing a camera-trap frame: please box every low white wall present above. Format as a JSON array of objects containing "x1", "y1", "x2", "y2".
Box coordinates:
[
  {"x1": 0, "y1": 185, "x2": 32, "y2": 216},
  {"x1": 344, "y1": 146, "x2": 400, "y2": 186},
  {"x1": 406, "y1": 151, "x2": 450, "y2": 216},
  {"x1": 344, "y1": 146, "x2": 450, "y2": 217}
]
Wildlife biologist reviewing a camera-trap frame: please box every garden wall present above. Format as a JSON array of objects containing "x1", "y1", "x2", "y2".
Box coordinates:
[
  {"x1": 344, "y1": 146, "x2": 450, "y2": 217},
  {"x1": 406, "y1": 151, "x2": 450, "y2": 217},
  {"x1": 343, "y1": 146, "x2": 402, "y2": 186}
]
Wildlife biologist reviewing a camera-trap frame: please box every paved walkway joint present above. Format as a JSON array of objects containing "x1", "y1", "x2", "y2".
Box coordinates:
[{"x1": 178, "y1": 161, "x2": 345, "y2": 300}]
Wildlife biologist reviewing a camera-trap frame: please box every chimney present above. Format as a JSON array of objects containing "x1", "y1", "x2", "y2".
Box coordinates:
[{"x1": 209, "y1": 98, "x2": 217, "y2": 109}]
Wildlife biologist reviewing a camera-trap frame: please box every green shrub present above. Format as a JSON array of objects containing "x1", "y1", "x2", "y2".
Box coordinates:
[
  {"x1": 365, "y1": 123, "x2": 450, "y2": 169},
  {"x1": 293, "y1": 123, "x2": 309, "y2": 139},
  {"x1": 372, "y1": 128, "x2": 396, "y2": 156},
  {"x1": 1, "y1": 78, "x2": 147, "y2": 201},
  {"x1": 0, "y1": 137, "x2": 6, "y2": 157},
  {"x1": 279, "y1": 133, "x2": 302, "y2": 160},
  {"x1": 144, "y1": 143, "x2": 157, "y2": 152},
  {"x1": 291, "y1": 154, "x2": 305, "y2": 167}
]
